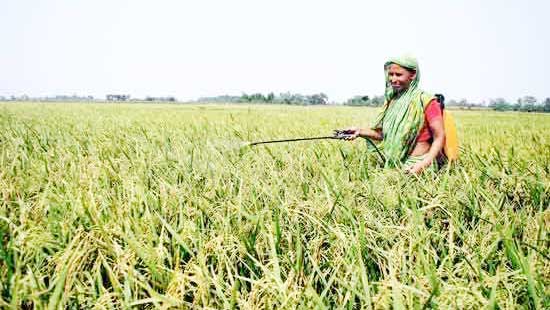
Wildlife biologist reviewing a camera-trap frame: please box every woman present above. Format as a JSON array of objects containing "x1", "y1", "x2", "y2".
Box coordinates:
[{"x1": 344, "y1": 55, "x2": 445, "y2": 174}]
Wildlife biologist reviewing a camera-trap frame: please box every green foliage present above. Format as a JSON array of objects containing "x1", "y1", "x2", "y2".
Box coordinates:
[
  {"x1": 344, "y1": 95, "x2": 385, "y2": 107},
  {"x1": 197, "y1": 92, "x2": 329, "y2": 105},
  {"x1": 489, "y1": 96, "x2": 550, "y2": 112},
  {"x1": 0, "y1": 103, "x2": 548, "y2": 308}
]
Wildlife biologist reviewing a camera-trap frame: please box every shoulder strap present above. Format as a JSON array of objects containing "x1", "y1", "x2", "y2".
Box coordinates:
[
  {"x1": 434, "y1": 93, "x2": 445, "y2": 110},
  {"x1": 420, "y1": 92, "x2": 446, "y2": 111},
  {"x1": 419, "y1": 91, "x2": 436, "y2": 110}
]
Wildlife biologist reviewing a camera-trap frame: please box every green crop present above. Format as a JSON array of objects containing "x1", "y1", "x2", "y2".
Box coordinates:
[{"x1": 0, "y1": 102, "x2": 548, "y2": 309}]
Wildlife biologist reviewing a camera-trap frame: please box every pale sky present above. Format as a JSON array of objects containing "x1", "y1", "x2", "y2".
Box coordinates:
[{"x1": 1, "y1": 0, "x2": 548, "y2": 103}]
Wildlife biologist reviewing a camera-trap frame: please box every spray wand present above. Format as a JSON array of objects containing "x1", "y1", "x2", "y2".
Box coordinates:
[{"x1": 248, "y1": 129, "x2": 385, "y2": 162}]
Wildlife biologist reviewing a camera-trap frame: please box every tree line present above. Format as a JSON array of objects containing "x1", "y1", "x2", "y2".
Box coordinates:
[
  {"x1": 344, "y1": 95, "x2": 550, "y2": 112},
  {"x1": 195, "y1": 92, "x2": 329, "y2": 105},
  {"x1": 0, "y1": 94, "x2": 177, "y2": 102},
  {"x1": 487, "y1": 96, "x2": 550, "y2": 113},
  {"x1": 1, "y1": 93, "x2": 549, "y2": 112}
]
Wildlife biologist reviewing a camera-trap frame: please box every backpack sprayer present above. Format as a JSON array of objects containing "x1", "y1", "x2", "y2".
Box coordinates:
[{"x1": 248, "y1": 129, "x2": 386, "y2": 162}]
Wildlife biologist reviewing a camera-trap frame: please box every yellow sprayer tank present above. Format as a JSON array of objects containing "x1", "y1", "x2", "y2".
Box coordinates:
[{"x1": 443, "y1": 111, "x2": 459, "y2": 161}]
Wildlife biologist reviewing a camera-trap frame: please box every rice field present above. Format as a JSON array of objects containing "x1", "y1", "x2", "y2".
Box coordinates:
[{"x1": 0, "y1": 102, "x2": 548, "y2": 309}]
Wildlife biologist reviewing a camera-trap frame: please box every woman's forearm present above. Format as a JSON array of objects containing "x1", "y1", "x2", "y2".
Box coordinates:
[
  {"x1": 423, "y1": 118, "x2": 445, "y2": 165},
  {"x1": 358, "y1": 128, "x2": 383, "y2": 140},
  {"x1": 424, "y1": 135, "x2": 444, "y2": 164}
]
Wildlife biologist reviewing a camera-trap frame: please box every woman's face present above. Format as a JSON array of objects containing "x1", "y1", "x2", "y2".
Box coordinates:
[{"x1": 387, "y1": 64, "x2": 416, "y2": 93}]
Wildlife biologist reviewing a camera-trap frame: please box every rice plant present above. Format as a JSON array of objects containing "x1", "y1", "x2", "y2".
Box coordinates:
[{"x1": 0, "y1": 102, "x2": 548, "y2": 309}]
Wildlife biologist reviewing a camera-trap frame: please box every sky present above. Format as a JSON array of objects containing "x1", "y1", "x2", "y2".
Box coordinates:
[{"x1": 1, "y1": 0, "x2": 549, "y2": 103}]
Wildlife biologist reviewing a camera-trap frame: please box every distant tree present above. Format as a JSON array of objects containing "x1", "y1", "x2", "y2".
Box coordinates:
[
  {"x1": 266, "y1": 92, "x2": 275, "y2": 102},
  {"x1": 544, "y1": 98, "x2": 550, "y2": 112},
  {"x1": 240, "y1": 93, "x2": 250, "y2": 102},
  {"x1": 279, "y1": 92, "x2": 305, "y2": 105},
  {"x1": 279, "y1": 92, "x2": 293, "y2": 104},
  {"x1": 489, "y1": 97, "x2": 511, "y2": 111},
  {"x1": 307, "y1": 93, "x2": 328, "y2": 105},
  {"x1": 345, "y1": 95, "x2": 370, "y2": 106},
  {"x1": 447, "y1": 99, "x2": 458, "y2": 106},
  {"x1": 370, "y1": 95, "x2": 385, "y2": 106},
  {"x1": 107, "y1": 94, "x2": 130, "y2": 101},
  {"x1": 515, "y1": 102, "x2": 523, "y2": 111},
  {"x1": 520, "y1": 95, "x2": 537, "y2": 112}
]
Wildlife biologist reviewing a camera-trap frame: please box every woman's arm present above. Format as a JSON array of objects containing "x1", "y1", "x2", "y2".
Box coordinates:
[
  {"x1": 406, "y1": 117, "x2": 445, "y2": 174},
  {"x1": 358, "y1": 128, "x2": 383, "y2": 140},
  {"x1": 342, "y1": 127, "x2": 383, "y2": 140}
]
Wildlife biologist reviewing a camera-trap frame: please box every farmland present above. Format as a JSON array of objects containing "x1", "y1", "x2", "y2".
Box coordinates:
[{"x1": 0, "y1": 102, "x2": 548, "y2": 309}]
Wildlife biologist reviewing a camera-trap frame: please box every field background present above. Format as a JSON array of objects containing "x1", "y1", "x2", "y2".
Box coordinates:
[{"x1": 0, "y1": 103, "x2": 548, "y2": 309}]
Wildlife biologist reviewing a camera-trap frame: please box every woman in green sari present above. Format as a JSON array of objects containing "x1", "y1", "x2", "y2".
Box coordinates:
[{"x1": 344, "y1": 55, "x2": 445, "y2": 174}]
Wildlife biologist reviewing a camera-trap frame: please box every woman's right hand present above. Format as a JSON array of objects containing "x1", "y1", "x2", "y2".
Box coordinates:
[{"x1": 341, "y1": 127, "x2": 361, "y2": 140}]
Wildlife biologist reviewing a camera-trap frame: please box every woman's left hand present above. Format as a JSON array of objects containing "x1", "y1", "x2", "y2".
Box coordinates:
[{"x1": 405, "y1": 159, "x2": 430, "y2": 174}]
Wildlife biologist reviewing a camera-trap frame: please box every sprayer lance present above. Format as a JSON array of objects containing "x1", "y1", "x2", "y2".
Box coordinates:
[
  {"x1": 248, "y1": 130, "x2": 356, "y2": 146},
  {"x1": 247, "y1": 129, "x2": 386, "y2": 162}
]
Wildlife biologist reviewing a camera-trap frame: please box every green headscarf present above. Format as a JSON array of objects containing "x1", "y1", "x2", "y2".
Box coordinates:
[{"x1": 372, "y1": 55, "x2": 434, "y2": 167}]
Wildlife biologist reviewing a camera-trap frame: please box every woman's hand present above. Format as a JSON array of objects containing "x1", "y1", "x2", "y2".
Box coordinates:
[
  {"x1": 341, "y1": 127, "x2": 361, "y2": 140},
  {"x1": 405, "y1": 158, "x2": 431, "y2": 174},
  {"x1": 339, "y1": 127, "x2": 383, "y2": 141}
]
